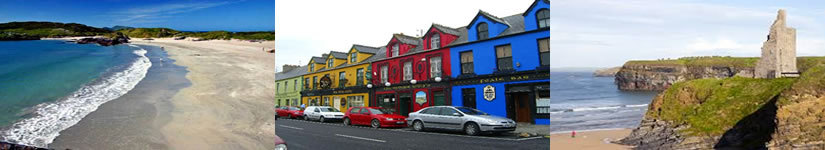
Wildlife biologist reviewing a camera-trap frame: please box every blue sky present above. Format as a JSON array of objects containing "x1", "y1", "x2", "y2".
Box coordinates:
[
  {"x1": 0, "y1": 0, "x2": 274, "y2": 31},
  {"x1": 552, "y1": 0, "x2": 825, "y2": 68}
]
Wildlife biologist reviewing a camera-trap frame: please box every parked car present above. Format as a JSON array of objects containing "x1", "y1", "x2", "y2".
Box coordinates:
[
  {"x1": 276, "y1": 106, "x2": 304, "y2": 119},
  {"x1": 274, "y1": 135, "x2": 287, "y2": 150},
  {"x1": 407, "y1": 106, "x2": 516, "y2": 136},
  {"x1": 303, "y1": 106, "x2": 345, "y2": 122},
  {"x1": 343, "y1": 107, "x2": 407, "y2": 128}
]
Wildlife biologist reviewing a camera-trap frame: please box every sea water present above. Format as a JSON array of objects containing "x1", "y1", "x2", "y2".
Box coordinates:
[
  {"x1": 0, "y1": 40, "x2": 151, "y2": 147},
  {"x1": 550, "y1": 71, "x2": 659, "y2": 133}
]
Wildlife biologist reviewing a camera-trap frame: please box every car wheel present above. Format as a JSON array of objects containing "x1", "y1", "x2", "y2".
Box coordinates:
[
  {"x1": 344, "y1": 118, "x2": 351, "y2": 125},
  {"x1": 371, "y1": 119, "x2": 380, "y2": 128},
  {"x1": 320, "y1": 116, "x2": 326, "y2": 122},
  {"x1": 413, "y1": 120, "x2": 424, "y2": 132},
  {"x1": 288, "y1": 114, "x2": 293, "y2": 119},
  {"x1": 464, "y1": 123, "x2": 480, "y2": 136},
  {"x1": 304, "y1": 115, "x2": 309, "y2": 121}
]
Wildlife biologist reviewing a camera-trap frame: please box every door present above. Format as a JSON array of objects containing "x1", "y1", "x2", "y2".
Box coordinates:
[
  {"x1": 348, "y1": 107, "x2": 361, "y2": 124},
  {"x1": 433, "y1": 91, "x2": 446, "y2": 106},
  {"x1": 421, "y1": 107, "x2": 443, "y2": 129},
  {"x1": 333, "y1": 96, "x2": 341, "y2": 111},
  {"x1": 462, "y1": 88, "x2": 476, "y2": 108},
  {"x1": 399, "y1": 94, "x2": 412, "y2": 117},
  {"x1": 437, "y1": 107, "x2": 463, "y2": 129},
  {"x1": 512, "y1": 92, "x2": 533, "y2": 123}
]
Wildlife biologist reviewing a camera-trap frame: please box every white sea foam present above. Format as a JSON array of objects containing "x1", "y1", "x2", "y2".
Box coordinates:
[
  {"x1": 0, "y1": 45, "x2": 151, "y2": 147},
  {"x1": 551, "y1": 104, "x2": 650, "y2": 114}
]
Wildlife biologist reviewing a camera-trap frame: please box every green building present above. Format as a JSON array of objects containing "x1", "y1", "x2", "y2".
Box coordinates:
[{"x1": 275, "y1": 64, "x2": 306, "y2": 107}]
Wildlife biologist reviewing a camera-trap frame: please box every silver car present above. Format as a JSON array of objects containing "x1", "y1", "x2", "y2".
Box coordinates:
[{"x1": 406, "y1": 106, "x2": 516, "y2": 136}]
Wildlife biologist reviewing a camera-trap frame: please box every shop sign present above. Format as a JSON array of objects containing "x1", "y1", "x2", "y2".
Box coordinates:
[
  {"x1": 415, "y1": 91, "x2": 427, "y2": 105},
  {"x1": 483, "y1": 85, "x2": 495, "y2": 101},
  {"x1": 453, "y1": 72, "x2": 550, "y2": 85}
]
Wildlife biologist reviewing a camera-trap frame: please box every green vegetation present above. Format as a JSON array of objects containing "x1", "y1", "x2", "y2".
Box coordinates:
[
  {"x1": 652, "y1": 77, "x2": 795, "y2": 136},
  {"x1": 777, "y1": 64, "x2": 825, "y2": 106},
  {"x1": 0, "y1": 21, "x2": 111, "y2": 38},
  {"x1": 626, "y1": 56, "x2": 759, "y2": 68},
  {"x1": 0, "y1": 21, "x2": 274, "y2": 41}
]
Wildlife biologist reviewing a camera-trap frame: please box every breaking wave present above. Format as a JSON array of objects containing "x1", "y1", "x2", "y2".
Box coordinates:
[
  {"x1": 0, "y1": 44, "x2": 151, "y2": 147},
  {"x1": 549, "y1": 104, "x2": 649, "y2": 114}
]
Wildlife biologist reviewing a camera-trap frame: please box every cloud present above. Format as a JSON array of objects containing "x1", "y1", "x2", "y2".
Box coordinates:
[{"x1": 113, "y1": 1, "x2": 232, "y2": 24}]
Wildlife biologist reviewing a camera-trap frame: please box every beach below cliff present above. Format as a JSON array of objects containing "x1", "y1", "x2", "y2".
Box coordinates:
[{"x1": 550, "y1": 129, "x2": 633, "y2": 150}]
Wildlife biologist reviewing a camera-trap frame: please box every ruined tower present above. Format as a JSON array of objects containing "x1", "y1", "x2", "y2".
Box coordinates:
[{"x1": 755, "y1": 9, "x2": 798, "y2": 78}]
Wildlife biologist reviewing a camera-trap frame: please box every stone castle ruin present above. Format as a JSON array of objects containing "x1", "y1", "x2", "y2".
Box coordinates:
[{"x1": 755, "y1": 9, "x2": 799, "y2": 78}]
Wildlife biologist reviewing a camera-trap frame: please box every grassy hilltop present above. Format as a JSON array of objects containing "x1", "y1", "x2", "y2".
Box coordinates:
[{"x1": 0, "y1": 21, "x2": 274, "y2": 41}]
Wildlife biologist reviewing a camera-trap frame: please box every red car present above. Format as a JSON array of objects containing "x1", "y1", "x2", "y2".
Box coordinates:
[
  {"x1": 276, "y1": 106, "x2": 303, "y2": 119},
  {"x1": 343, "y1": 107, "x2": 407, "y2": 128},
  {"x1": 274, "y1": 135, "x2": 287, "y2": 150}
]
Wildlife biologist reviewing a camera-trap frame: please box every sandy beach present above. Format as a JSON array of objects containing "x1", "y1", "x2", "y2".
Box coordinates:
[
  {"x1": 550, "y1": 129, "x2": 634, "y2": 150},
  {"x1": 134, "y1": 38, "x2": 276, "y2": 149}
]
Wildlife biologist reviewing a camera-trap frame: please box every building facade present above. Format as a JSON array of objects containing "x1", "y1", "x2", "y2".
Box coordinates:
[
  {"x1": 448, "y1": 0, "x2": 550, "y2": 124},
  {"x1": 369, "y1": 27, "x2": 457, "y2": 116},
  {"x1": 301, "y1": 45, "x2": 379, "y2": 111},
  {"x1": 275, "y1": 65, "x2": 306, "y2": 107}
]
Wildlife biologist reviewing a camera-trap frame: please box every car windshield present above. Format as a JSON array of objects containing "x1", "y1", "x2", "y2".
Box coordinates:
[
  {"x1": 368, "y1": 108, "x2": 391, "y2": 114},
  {"x1": 319, "y1": 108, "x2": 339, "y2": 112},
  {"x1": 456, "y1": 107, "x2": 488, "y2": 115},
  {"x1": 289, "y1": 107, "x2": 301, "y2": 111}
]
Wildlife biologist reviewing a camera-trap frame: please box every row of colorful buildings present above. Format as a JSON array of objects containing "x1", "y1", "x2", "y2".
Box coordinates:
[{"x1": 275, "y1": 0, "x2": 549, "y2": 124}]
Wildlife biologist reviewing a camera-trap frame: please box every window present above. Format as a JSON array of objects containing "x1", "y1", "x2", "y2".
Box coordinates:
[
  {"x1": 496, "y1": 45, "x2": 513, "y2": 71},
  {"x1": 328, "y1": 59, "x2": 334, "y2": 68},
  {"x1": 460, "y1": 51, "x2": 474, "y2": 74},
  {"x1": 284, "y1": 81, "x2": 288, "y2": 92},
  {"x1": 305, "y1": 78, "x2": 310, "y2": 89},
  {"x1": 539, "y1": 38, "x2": 550, "y2": 66},
  {"x1": 429, "y1": 56, "x2": 442, "y2": 78},
  {"x1": 536, "y1": 85, "x2": 550, "y2": 115},
  {"x1": 439, "y1": 107, "x2": 459, "y2": 116},
  {"x1": 537, "y1": 9, "x2": 550, "y2": 28},
  {"x1": 380, "y1": 65, "x2": 388, "y2": 83},
  {"x1": 276, "y1": 83, "x2": 280, "y2": 93},
  {"x1": 310, "y1": 64, "x2": 314, "y2": 72},
  {"x1": 356, "y1": 68, "x2": 364, "y2": 86},
  {"x1": 294, "y1": 79, "x2": 297, "y2": 91},
  {"x1": 339, "y1": 71, "x2": 346, "y2": 87},
  {"x1": 350, "y1": 52, "x2": 357, "y2": 63},
  {"x1": 462, "y1": 88, "x2": 476, "y2": 108},
  {"x1": 403, "y1": 61, "x2": 412, "y2": 81},
  {"x1": 347, "y1": 96, "x2": 364, "y2": 107},
  {"x1": 313, "y1": 76, "x2": 318, "y2": 89},
  {"x1": 430, "y1": 34, "x2": 440, "y2": 49},
  {"x1": 477, "y1": 22, "x2": 488, "y2": 40},
  {"x1": 422, "y1": 107, "x2": 441, "y2": 115},
  {"x1": 323, "y1": 97, "x2": 330, "y2": 106},
  {"x1": 392, "y1": 44, "x2": 399, "y2": 57}
]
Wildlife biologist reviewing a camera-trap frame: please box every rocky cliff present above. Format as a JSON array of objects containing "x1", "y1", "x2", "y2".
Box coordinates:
[
  {"x1": 617, "y1": 60, "x2": 825, "y2": 149},
  {"x1": 615, "y1": 57, "x2": 757, "y2": 91},
  {"x1": 593, "y1": 67, "x2": 621, "y2": 77}
]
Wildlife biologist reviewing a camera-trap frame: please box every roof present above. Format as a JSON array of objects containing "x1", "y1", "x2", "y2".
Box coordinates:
[
  {"x1": 523, "y1": 0, "x2": 550, "y2": 16},
  {"x1": 392, "y1": 34, "x2": 422, "y2": 45},
  {"x1": 275, "y1": 65, "x2": 308, "y2": 80},
  {"x1": 448, "y1": 14, "x2": 525, "y2": 47},
  {"x1": 431, "y1": 23, "x2": 462, "y2": 36},
  {"x1": 351, "y1": 44, "x2": 380, "y2": 54},
  {"x1": 311, "y1": 46, "x2": 385, "y2": 73},
  {"x1": 329, "y1": 51, "x2": 348, "y2": 59},
  {"x1": 310, "y1": 57, "x2": 326, "y2": 64},
  {"x1": 466, "y1": 10, "x2": 510, "y2": 29}
]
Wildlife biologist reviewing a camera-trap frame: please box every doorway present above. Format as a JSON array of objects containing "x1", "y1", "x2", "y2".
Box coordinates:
[
  {"x1": 399, "y1": 93, "x2": 412, "y2": 116},
  {"x1": 506, "y1": 85, "x2": 535, "y2": 123},
  {"x1": 461, "y1": 88, "x2": 476, "y2": 108}
]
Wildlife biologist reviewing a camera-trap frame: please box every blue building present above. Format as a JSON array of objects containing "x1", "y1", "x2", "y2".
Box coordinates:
[{"x1": 447, "y1": 0, "x2": 550, "y2": 124}]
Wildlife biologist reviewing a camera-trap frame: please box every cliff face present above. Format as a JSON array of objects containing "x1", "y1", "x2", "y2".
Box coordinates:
[
  {"x1": 614, "y1": 57, "x2": 756, "y2": 91},
  {"x1": 618, "y1": 64, "x2": 825, "y2": 149}
]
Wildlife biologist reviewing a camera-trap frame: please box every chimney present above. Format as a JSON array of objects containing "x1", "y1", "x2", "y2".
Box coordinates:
[{"x1": 282, "y1": 64, "x2": 300, "y2": 72}]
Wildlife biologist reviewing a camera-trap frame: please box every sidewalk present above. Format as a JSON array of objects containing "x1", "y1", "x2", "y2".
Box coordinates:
[{"x1": 514, "y1": 123, "x2": 550, "y2": 137}]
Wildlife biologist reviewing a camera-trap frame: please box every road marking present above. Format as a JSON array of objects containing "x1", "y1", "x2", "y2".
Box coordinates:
[
  {"x1": 279, "y1": 119, "x2": 548, "y2": 141},
  {"x1": 335, "y1": 134, "x2": 387, "y2": 143},
  {"x1": 278, "y1": 125, "x2": 304, "y2": 130}
]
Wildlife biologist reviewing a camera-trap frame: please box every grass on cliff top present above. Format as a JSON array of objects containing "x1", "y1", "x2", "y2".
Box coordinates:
[
  {"x1": 777, "y1": 64, "x2": 825, "y2": 106},
  {"x1": 652, "y1": 76, "x2": 795, "y2": 136},
  {"x1": 625, "y1": 56, "x2": 759, "y2": 67}
]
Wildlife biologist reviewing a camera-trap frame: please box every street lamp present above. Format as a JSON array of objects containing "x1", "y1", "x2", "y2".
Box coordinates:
[
  {"x1": 385, "y1": 82, "x2": 391, "y2": 87},
  {"x1": 435, "y1": 77, "x2": 442, "y2": 82},
  {"x1": 367, "y1": 83, "x2": 373, "y2": 88},
  {"x1": 410, "y1": 79, "x2": 417, "y2": 84}
]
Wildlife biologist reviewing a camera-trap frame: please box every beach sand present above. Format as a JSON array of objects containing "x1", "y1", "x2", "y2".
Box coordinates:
[
  {"x1": 550, "y1": 129, "x2": 634, "y2": 150},
  {"x1": 133, "y1": 38, "x2": 277, "y2": 150}
]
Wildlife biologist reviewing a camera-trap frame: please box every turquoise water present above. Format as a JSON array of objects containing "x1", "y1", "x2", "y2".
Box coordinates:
[{"x1": 0, "y1": 40, "x2": 137, "y2": 128}]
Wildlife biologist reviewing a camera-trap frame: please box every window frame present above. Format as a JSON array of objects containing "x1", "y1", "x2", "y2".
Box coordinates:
[
  {"x1": 477, "y1": 22, "x2": 489, "y2": 40},
  {"x1": 380, "y1": 65, "x2": 389, "y2": 84},
  {"x1": 538, "y1": 38, "x2": 550, "y2": 67},
  {"x1": 426, "y1": 54, "x2": 443, "y2": 79},
  {"x1": 403, "y1": 61, "x2": 413, "y2": 81},
  {"x1": 338, "y1": 71, "x2": 346, "y2": 88},
  {"x1": 328, "y1": 58, "x2": 334, "y2": 68},
  {"x1": 460, "y1": 51, "x2": 474, "y2": 75},
  {"x1": 313, "y1": 76, "x2": 318, "y2": 89},
  {"x1": 356, "y1": 68, "x2": 364, "y2": 86},
  {"x1": 391, "y1": 43, "x2": 400, "y2": 57},
  {"x1": 430, "y1": 33, "x2": 440, "y2": 49},
  {"x1": 495, "y1": 44, "x2": 514, "y2": 71},
  {"x1": 536, "y1": 9, "x2": 550, "y2": 28},
  {"x1": 350, "y1": 52, "x2": 357, "y2": 63}
]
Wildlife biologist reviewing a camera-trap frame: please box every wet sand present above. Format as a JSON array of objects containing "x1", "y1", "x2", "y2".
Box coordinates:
[
  {"x1": 51, "y1": 45, "x2": 188, "y2": 149},
  {"x1": 550, "y1": 129, "x2": 634, "y2": 150}
]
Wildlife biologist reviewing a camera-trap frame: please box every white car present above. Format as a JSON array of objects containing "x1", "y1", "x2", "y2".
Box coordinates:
[{"x1": 303, "y1": 106, "x2": 345, "y2": 122}]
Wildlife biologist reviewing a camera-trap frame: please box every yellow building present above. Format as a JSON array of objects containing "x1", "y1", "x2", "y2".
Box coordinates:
[{"x1": 301, "y1": 44, "x2": 383, "y2": 111}]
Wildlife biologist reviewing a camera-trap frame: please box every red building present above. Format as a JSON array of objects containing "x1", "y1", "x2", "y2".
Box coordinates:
[{"x1": 370, "y1": 24, "x2": 461, "y2": 116}]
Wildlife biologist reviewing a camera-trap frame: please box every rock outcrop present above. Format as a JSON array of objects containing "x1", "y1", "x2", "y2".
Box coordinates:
[
  {"x1": 76, "y1": 32, "x2": 129, "y2": 46},
  {"x1": 0, "y1": 32, "x2": 40, "y2": 41},
  {"x1": 614, "y1": 57, "x2": 754, "y2": 91},
  {"x1": 593, "y1": 67, "x2": 621, "y2": 77}
]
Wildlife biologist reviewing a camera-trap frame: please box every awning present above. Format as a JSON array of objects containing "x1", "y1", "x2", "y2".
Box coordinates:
[{"x1": 507, "y1": 86, "x2": 532, "y2": 93}]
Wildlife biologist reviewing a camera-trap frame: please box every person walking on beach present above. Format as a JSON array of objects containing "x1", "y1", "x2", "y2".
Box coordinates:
[{"x1": 572, "y1": 130, "x2": 576, "y2": 138}]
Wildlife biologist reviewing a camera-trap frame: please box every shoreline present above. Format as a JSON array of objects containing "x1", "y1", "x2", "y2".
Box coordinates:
[
  {"x1": 133, "y1": 38, "x2": 277, "y2": 149},
  {"x1": 550, "y1": 128, "x2": 634, "y2": 150}
]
